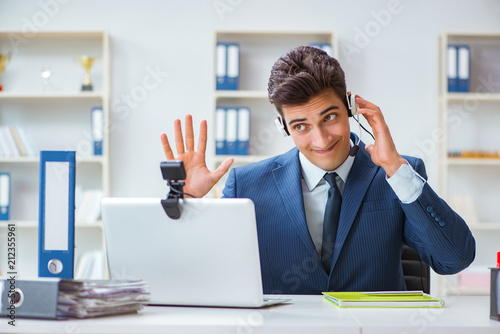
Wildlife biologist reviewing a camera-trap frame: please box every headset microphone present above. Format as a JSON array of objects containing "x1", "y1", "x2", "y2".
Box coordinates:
[{"x1": 348, "y1": 145, "x2": 359, "y2": 157}]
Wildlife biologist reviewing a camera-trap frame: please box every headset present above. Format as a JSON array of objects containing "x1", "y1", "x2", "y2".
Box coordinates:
[{"x1": 274, "y1": 92, "x2": 375, "y2": 156}]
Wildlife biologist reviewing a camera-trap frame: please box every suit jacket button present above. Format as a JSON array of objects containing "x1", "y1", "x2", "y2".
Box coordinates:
[
  {"x1": 439, "y1": 221, "x2": 445, "y2": 227},
  {"x1": 435, "y1": 216, "x2": 441, "y2": 222},
  {"x1": 426, "y1": 206, "x2": 433, "y2": 213},
  {"x1": 431, "y1": 212, "x2": 437, "y2": 217}
]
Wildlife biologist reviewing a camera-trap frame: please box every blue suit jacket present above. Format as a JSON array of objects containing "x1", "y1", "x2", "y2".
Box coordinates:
[{"x1": 222, "y1": 133, "x2": 475, "y2": 294}]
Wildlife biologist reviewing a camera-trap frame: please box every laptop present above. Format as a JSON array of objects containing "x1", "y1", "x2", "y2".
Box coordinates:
[{"x1": 101, "y1": 197, "x2": 291, "y2": 308}]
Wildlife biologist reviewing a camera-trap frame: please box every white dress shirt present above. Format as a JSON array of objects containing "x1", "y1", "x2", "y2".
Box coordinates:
[{"x1": 299, "y1": 146, "x2": 426, "y2": 256}]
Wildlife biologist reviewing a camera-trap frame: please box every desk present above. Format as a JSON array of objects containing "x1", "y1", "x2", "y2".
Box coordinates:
[
  {"x1": 1, "y1": 296, "x2": 498, "y2": 334},
  {"x1": 348, "y1": 296, "x2": 499, "y2": 334}
]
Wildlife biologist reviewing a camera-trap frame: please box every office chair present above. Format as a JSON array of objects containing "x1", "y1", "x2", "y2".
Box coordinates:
[{"x1": 401, "y1": 244, "x2": 430, "y2": 294}]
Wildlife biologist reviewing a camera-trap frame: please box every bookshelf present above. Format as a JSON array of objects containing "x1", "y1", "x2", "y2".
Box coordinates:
[
  {"x1": 210, "y1": 30, "x2": 338, "y2": 195},
  {"x1": 437, "y1": 32, "x2": 500, "y2": 296},
  {"x1": 0, "y1": 30, "x2": 110, "y2": 278}
]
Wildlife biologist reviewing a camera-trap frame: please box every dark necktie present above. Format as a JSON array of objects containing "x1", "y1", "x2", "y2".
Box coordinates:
[{"x1": 321, "y1": 172, "x2": 342, "y2": 273}]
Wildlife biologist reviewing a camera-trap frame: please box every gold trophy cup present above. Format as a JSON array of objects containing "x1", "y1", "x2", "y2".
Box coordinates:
[
  {"x1": 0, "y1": 52, "x2": 11, "y2": 92},
  {"x1": 77, "y1": 55, "x2": 96, "y2": 91}
]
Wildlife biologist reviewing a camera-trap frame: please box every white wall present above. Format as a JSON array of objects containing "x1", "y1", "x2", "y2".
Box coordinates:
[{"x1": 1, "y1": 0, "x2": 499, "y2": 198}]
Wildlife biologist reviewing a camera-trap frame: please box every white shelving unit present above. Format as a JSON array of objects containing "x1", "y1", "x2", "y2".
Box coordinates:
[
  {"x1": 437, "y1": 32, "x2": 500, "y2": 296},
  {"x1": 0, "y1": 30, "x2": 110, "y2": 278},
  {"x1": 210, "y1": 30, "x2": 338, "y2": 195}
]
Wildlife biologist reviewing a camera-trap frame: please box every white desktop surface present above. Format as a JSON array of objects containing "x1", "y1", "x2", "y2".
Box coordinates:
[
  {"x1": 1, "y1": 295, "x2": 499, "y2": 334},
  {"x1": 347, "y1": 296, "x2": 499, "y2": 334}
]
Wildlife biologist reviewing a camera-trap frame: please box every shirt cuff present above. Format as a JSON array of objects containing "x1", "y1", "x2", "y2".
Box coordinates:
[{"x1": 386, "y1": 161, "x2": 426, "y2": 204}]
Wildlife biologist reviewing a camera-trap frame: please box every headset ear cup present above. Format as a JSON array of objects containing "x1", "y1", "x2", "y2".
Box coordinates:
[
  {"x1": 346, "y1": 92, "x2": 353, "y2": 117},
  {"x1": 350, "y1": 94, "x2": 358, "y2": 117},
  {"x1": 274, "y1": 117, "x2": 289, "y2": 137}
]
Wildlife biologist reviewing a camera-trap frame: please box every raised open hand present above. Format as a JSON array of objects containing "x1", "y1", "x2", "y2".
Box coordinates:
[{"x1": 161, "y1": 114, "x2": 233, "y2": 198}]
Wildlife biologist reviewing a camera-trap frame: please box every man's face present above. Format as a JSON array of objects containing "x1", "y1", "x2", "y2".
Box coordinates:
[{"x1": 282, "y1": 89, "x2": 351, "y2": 171}]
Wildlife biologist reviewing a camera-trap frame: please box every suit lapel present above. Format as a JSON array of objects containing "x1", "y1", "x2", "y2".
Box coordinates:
[
  {"x1": 272, "y1": 148, "x2": 320, "y2": 257},
  {"x1": 330, "y1": 139, "x2": 379, "y2": 271}
]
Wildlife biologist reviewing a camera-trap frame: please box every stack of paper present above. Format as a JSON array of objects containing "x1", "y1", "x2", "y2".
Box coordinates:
[
  {"x1": 322, "y1": 291, "x2": 444, "y2": 308},
  {"x1": 57, "y1": 279, "x2": 150, "y2": 318}
]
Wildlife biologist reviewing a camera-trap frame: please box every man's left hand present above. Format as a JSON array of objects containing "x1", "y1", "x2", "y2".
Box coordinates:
[{"x1": 355, "y1": 95, "x2": 407, "y2": 177}]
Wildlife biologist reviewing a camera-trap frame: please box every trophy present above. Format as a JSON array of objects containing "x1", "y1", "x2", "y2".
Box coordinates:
[
  {"x1": 77, "y1": 55, "x2": 96, "y2": 91},
  {"x1": 0, "y1": 52, "x2": 11, "y2": 92},
  {"x1": 41, "y1": 66, "x2": 55, "y2": 92}
]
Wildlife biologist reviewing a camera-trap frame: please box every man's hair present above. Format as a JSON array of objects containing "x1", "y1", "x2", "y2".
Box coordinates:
[{"x1": 268, "y1": 45, "x2": 347, "y2": 117}]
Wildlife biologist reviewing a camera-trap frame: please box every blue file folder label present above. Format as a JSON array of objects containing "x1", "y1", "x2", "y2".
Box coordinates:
[{"x1": 44, "y1": 162, "x2": 70, "y2": 251}]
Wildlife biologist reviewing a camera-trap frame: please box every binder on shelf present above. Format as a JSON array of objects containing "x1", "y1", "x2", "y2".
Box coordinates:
[
  {"x1": 310, "y1": 43, "x2": 333, "y2": 56},
  {"x1": 38, "y1": 151, "x2": 76, "y2": 279},
  {"x1": 447, "y1": 44, "x2": 459, "y2": 92},
  {"x1": 215, "y1": 107, "x2": 227, "y2": 155},
  {"x1": 225, "y1": 108, "x2": 238, "y2": 155},
  {"x1": 237, "y1": 107, "x2": 250, "y2": 155},
  {"x1": 457, "y1": 44, "x2": 471, "y2": 92},
  {"x1": 0, "y1": 172, "x2": 10, "y2": 220},
  {"x1": 91, "y1": 106, "x2": 104, "y2": 156},
  {"x1": 226, "y1": 43, "x2": 240, "y2": 90},
  {"x1": 216, "y1": 43, "x2": 227, "y2": 90}
]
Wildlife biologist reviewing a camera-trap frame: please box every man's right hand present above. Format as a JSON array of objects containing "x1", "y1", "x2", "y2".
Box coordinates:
[{"x1": 160, "y1": 114, "x2": 234, "y2": 198}]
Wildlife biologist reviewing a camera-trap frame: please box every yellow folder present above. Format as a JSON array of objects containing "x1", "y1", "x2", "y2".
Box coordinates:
[{"x1": 322, "y1": 291, "x2": 444, "y2": 308}]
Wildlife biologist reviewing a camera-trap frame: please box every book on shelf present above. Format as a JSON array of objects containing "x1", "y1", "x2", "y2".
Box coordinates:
[
  {"x1": 322, "y1": 291, "x2": 444, "y2": 308},
  {"x1": 0, "y1": 125, "x2": 37, "y2": 158}
]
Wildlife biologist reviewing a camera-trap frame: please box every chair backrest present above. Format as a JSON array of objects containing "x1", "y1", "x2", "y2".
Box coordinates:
[{"x1": 401, "y1": 245, "x2": 430, "y2": 294}]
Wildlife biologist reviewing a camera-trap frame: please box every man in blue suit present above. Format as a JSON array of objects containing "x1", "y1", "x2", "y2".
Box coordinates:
[{"x1": 161, "y1": 46, "x2": 475, "y2": 294}]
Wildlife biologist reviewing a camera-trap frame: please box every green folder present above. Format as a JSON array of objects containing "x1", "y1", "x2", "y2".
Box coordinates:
[{"x1": 322, "y1": 291, "x2": 444, "y2": 308}]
